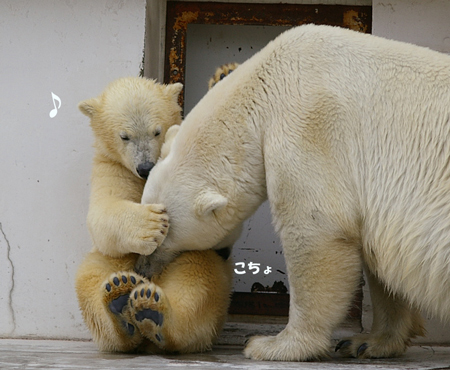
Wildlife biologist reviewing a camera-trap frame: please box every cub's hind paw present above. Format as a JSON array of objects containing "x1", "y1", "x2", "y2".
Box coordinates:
[
  {"x1": 130, "y1": 281, "x2": 169, "y2": 347},
  {"x1": 102, "y1": 271, "x2": 148, "y2": 336},
  {"x1": 103, "y1": 271, "x2": 146, "y2": 310}
]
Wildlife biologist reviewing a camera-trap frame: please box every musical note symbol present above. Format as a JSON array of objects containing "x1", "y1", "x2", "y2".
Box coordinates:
[{"x1": 49, "y1": 92, "x2": 61, "y2": 118}]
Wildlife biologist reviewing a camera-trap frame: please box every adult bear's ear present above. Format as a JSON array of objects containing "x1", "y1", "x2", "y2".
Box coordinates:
[
  {"x1": 165, "y1": 83, "x2": 183, "y2": 102},
  {"x1": 78, "y1": 98, "x2": 100, "y2": 118},
  {"x1": 195, "y1": 190, "x2": 228, "y2": 217}
]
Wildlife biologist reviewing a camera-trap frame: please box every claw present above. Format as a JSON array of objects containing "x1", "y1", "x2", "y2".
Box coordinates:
[
  {"x1": 335, "y1": 340, "x2": 352, "y2": 352},
  {"x1": 125, "y1": 323, "x2": 135, "y2": 336},
  {"x1": 357, "y1": 343, "x2": 368, "y2": 357}
]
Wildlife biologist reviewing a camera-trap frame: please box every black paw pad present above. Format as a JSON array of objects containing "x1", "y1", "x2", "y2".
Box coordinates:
[
  {"x1": 130, "y1": 276, "x2": 136, "y2": 284},
  {"x1": 109, "y1": 294, "x2": 129, "y2": 314},
  {"x1": 105, "y1": 283, "x2": 111, "y2": 292},
  {"x1": 154, "y1": 292, "x2": 159, "y2": 302},
  {"x1": 135, "y1": 308, "x2": 164, "y2": 326},
  {"x1": 121, "y1": 275, "x2": 127, "y2": 284},
  {"x1": 155, "y1": 334, "x2": 162, "y2": 342},
  {"x1": 146, "y1": 289, "x2": 151, "y2": 298},
  {"x1": 113, "y1": 277, "x2": 120, "y2": 286}
]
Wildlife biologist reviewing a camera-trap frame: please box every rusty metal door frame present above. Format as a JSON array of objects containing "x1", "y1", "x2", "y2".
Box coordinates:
[
  {"x1": 162, "y1": 1, "x2": 371, "y2": 318},
  {"x1": 164, "y1": 1, "x2": 371, "y2": 110}
]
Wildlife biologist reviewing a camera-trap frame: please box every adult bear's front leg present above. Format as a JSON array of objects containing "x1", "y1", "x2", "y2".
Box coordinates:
[{"x1": 244, "y1": 227, "x2": 362, "y2": 361}]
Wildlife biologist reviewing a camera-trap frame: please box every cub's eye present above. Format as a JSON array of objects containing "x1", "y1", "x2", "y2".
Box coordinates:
[
  {"x1": 120, "y1": 133, "x2": 130, "y2": 141},
  {"x1": 154, "y1": 128, "x2": 161, "y2": 137}
]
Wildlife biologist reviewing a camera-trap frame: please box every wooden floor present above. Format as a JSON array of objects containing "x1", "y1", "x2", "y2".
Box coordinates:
[{"x1": 1, "y1": 339, "x2": 450, "y2": 370}]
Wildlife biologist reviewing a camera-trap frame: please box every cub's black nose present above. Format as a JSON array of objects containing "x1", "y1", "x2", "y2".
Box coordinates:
[{"x1": 137, "y1": 161, "x2": 155, "y2": 179}]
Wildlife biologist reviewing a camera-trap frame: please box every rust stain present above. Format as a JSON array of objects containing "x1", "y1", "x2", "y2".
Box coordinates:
[
  {"x1": 168, "y1": 48, "x2": 178, "y2": 63},
  {"x1": 173, "y1": 10, "x2": 199, "y2": 31},
  {"x1": 343, "y1": 10, "x2": 369, "y2": 33}
]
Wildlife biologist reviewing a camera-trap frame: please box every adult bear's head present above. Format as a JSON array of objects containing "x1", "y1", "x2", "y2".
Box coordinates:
[{"x1": 141, "y1": 65, "x2": 268, "y2": 253}]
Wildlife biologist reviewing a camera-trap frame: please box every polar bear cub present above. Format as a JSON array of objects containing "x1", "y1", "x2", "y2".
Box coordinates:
[
  {"x1": 142, "y1": 24, "x2": 450, "y2": 361},
  {"x1": 75, "y1": 77, "x2": 233, "y2": 354}
]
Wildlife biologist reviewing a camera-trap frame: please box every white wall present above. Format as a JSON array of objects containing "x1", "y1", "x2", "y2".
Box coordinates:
[
  {"x1": 0, "y1": 0, "x2": 146, "y2": 339},
  {"x1": 373, "y1": 0, "x2": 450, "y2": 54}
]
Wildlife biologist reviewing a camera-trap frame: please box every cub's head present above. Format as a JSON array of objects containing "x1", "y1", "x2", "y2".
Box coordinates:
[{"x1": 79, "y1": 77, "x2": 183, "y2": 179}]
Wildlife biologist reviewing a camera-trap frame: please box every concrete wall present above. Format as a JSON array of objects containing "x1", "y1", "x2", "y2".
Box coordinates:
[
  {"x1": 0, "y1": 0, "x2": 146, "y2": 339},
  {"x1": 1, "y1": 0, "x2": 450, "y2": 343},
  {"x1": 373, "y1": 0, "x2": 450, "y2": 54}
]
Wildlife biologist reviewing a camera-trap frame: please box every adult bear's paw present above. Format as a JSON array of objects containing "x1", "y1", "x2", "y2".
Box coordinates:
[
  {"x1": 129, "y1": 281, "x2": 169, "y2": 348},
  {"x1": 335, "y1": 333, "x2": 410, "y2": 359},
  {"x1": 244, "y1": 329, "x2": 329, "y2": 361}
]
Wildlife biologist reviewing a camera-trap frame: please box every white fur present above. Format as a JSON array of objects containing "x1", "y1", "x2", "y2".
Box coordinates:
[{"x1": 142, "y1": 25, "x2": 450, "y2": 360}]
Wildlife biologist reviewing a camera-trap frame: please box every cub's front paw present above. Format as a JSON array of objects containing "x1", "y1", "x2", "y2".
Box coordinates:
[
  {"x1": 102, "y1": 271, "x2": 148, "y2": 337},
  {"x1": 134, "y1": 255, "x2": 154, "y2": 278},
  {"x1": 129, "y1": 282, "x2": 170, "y2": 348},
  {"x1": 129, "y1": 204, "x2": 169, "y2": 255},
  {"x1": 135, "y1": 249, "x2": 180, "y2": 279}
]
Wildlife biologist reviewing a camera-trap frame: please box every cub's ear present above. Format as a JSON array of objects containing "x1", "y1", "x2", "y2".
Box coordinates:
[
  {"x1": 195, "y1": 190, "x2": 228, "y2": 217},
  {"x1": 78, "y1": 98, "x2": 100, "y2": 118},
  {"x1": 165, "y1": 83, "x2": 183, "y2": 102},
  {"x1": 160, "y1": 125, "x2": 180, "y2": 160}
]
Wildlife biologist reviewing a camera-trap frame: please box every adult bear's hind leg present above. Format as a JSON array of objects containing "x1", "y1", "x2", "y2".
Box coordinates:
[{"x1": 336, "y1": 268, "x2": 426, "y2": 358}]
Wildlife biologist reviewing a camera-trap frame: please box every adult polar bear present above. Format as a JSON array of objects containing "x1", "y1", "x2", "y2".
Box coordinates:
[{"x1": 141, "y1": 24, "x2": 450, "y2": 361}]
